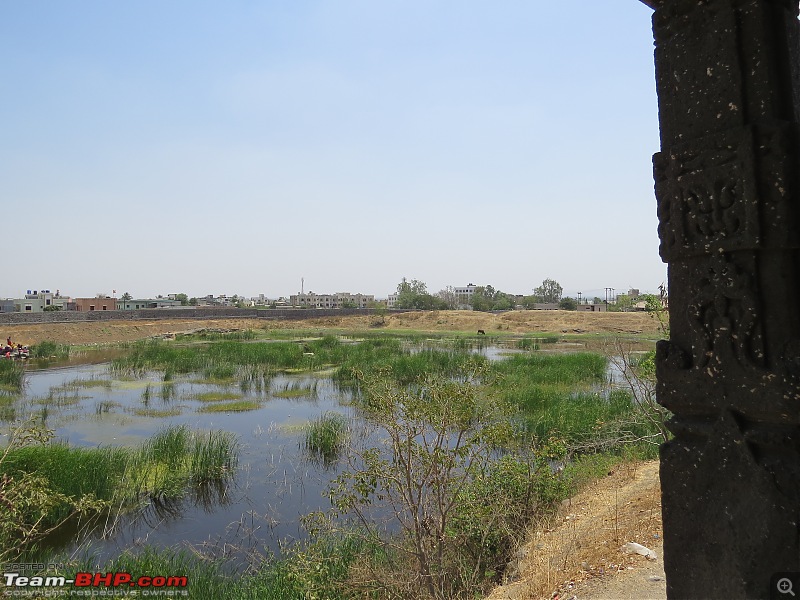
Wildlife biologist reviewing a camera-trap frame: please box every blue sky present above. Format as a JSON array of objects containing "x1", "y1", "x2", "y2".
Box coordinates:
[{"x1": 1, "y1": 1, "x2": 664, "y2": 301}]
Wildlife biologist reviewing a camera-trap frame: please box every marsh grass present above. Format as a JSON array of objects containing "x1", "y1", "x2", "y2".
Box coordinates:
[
  {"x1": 0, "y1": 359, "x2": 24, "y2": 391},
  {"x1": 94, "y1": 400, "x2": 119, "y2": 415},
  {"x1": 39, "y1": 390, "x2": 84, "y2": 408},
  {"x1": 0, "y1": 396, "x2": 17, "y2": 421},
  {"x1": 160, "y1": 382, "x2": 176, "y2": 402},
  {"x1": 130, "y1": 407, "x2": 182, "y2": 418},
  {"x1": 111, "y1": 337, "x2": 487, "y2": 392},
  {"x1": 192, "y1": 391, "x2": 243, "y2": 403},
  {"x1": 53, "y1": 533, "x2": 365, "y2": 600},
  {"x1": 274, "y1": 380, "x2": 318, "y2": 399},
  {"x1": 488, "y1": 352, "x2": 660, "y2": 453},
  {"x1": 0, "y1": 425, "x2": 238, "y2": 530},
  {"x1": 198, "y1": 400, "x2": 261, "y2": 413},
  {"x1": 30, "y1": 341, "x2": 71, "y2": 360},
  {"x1": 304, "y1": 412, "x2": 348, "y2": 466}
]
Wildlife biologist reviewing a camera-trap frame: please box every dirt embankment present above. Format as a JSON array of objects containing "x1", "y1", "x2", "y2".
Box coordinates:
[
  {"x1": 2, "y1": 310, "x2": 660, "y2": 346},
  {"x1": 488, "y1": 461, "x2": 665, "y2": 600}
]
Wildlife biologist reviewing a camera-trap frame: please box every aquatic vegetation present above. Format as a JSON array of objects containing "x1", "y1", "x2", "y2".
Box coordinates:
[
  {"x1": 274, "y1": 381, "x2": 318, "y2": 399},
  {"x1": 29, "y1": 341, "x2": 71, "y2": 360},
  {"x1": 130, "y1": 407, "x2": 182, "y2": 418},
  {"x1": 0, "y1": 424, "x2": 239, "y2": 558},
  {"x1": 0, "y1": 359, "x2": 24, "y2": 391},
  {"x1": 303, "y1": 412, "x2": 348, "y2": 466},
  {"x1": 197, "y1": 400, "x2": 261, "y2": 413},
  {"x1": 192, "y1": 391, "x2": 243, "y2": 403}
]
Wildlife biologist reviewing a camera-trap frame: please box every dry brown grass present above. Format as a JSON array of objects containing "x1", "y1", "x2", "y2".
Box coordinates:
[
  {"x1": 486, "y1": 461, "x2": 663, "y2": 600},
  {"x1": 2, "y1": 310, "x2": 660, "y2": 346}
]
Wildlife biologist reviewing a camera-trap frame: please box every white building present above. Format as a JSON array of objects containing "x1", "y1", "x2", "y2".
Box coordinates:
[
  {"x1": 290, "y1": 292, "x2": 374, "y2": 309},
  {"x1": 15, "y1": 290, "x2": 71, "y2": 312},
  {"x1": 454, "y1": 284, "x2": 477, "y2": 309}
]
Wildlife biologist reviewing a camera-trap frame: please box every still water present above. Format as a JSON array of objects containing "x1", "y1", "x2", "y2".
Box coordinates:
[
  {"x1": 11, "y1": 363, "x2": 357, "y2": 566},
  {"x1": 4, "y1": 338, "x2": 634, "y2": 566}
]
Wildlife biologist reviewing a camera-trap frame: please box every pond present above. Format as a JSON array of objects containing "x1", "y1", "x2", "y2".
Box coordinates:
[
  {"x1": 1, "y1": 335, "x2": 641, "y2": 568},
  {"x1": 8, "y1": 362, "x2": 358, "y2": 567}
]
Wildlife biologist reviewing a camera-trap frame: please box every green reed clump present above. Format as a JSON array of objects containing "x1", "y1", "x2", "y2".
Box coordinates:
[
  {"x1": 304, "y1": 412, "x2": 348, "y2": 466},
  {"x1": 274, "y1": 380, "x2": 318, "y2": 399},
  {"x1": 29, "y1": 341, "x2": 71, "y2": 360},
  {"x1": 131, "y1": 407, "x2": 181, "y2": 418},
  {"x1": 0, "y1": 359, "x2": 24, "y2": 391},
  {"x1": 492, "y1": 352, "x2": 607, "y2": 387},
  {"x1": 488, "y1": 352, "x2": 661, "y2": 451},
  {"x1": 197, "y1": 400, "x2": 261, "y2": 413},
  {"x1": 516, "y1": 337, "x2": 540, "y2": 351},
  {"x1": 0, "y1": 425, "x2": 239, "y2": 530},
  {"x1": 192, "y1": 391, "x2": 242, "y2": 403}
]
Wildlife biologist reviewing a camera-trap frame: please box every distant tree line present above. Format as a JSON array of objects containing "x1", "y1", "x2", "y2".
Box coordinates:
[{"x1": 393, "y1": 277, "x2": 580, "y2": 312}]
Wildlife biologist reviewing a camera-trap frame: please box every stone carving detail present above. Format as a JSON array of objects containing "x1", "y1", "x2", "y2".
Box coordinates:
[
  {"x1": 654, "y1": 128, "x2": 760, "y2": 262},
  {"x1": 685, "y1": 252, "x2": 765, "y2": 371}
]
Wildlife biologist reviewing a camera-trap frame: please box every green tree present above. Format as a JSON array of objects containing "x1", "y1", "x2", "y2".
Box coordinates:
[
  {"x1": 533, "y1": 278, "x2": 563, "y2": 303},
  {"x1": 609, "y1": 293, "x2": 635, "y2": 312},
  {"x1": 120, "y1": 292, "x2": 132, "y2": 302},
  {"x1": 327, "y1": 370, "x2": 544, "y2": 599},
  {"x1": 174, "y1": 293, "x2": 188, "y2": 306},
  {"x1": 394, "y1": 278, "x2": 446, "y2": 310},
  {"x1": 558, "y1": 297, "x2": 577, "y2": 311},
  {"x1": 520, "y1": 295, "x2": 543, "y2": 309},
  {"x1": 435, "y1": 287, "x2": 458, "y2": 309},
  {"x1": 469, "y1": 286, "x2": 493, "y2": 312}
]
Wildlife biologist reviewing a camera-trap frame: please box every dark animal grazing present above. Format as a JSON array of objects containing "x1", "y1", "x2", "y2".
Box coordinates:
[{"x1": 477, "y1": 330, "x2": 485, "y2": 335}]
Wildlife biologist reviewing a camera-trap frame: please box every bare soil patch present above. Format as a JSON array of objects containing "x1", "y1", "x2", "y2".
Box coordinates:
[{"x1": 3, "y1": 310, "x2": 660, "y2": 346}]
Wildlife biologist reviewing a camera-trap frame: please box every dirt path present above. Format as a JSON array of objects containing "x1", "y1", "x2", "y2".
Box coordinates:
[
  {"x1": 487, "y1": 461, "x2": 665, "y2": 600},
  {"x1": 2, "y1": 310, "x2": 660, "y2": 346}
]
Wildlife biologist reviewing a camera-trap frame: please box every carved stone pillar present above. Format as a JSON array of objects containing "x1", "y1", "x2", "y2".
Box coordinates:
[{"x1": 644, "y1": 0, "x2": 800, "y2": 597}]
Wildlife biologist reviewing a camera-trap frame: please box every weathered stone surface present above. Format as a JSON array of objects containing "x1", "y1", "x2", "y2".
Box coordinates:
[{"x1": 645, "y1": 0, "x2": 800, "y2": 597}]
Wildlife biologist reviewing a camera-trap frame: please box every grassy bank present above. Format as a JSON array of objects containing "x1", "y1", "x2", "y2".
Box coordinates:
[{"x1": 0, "y1": 424, "x2": 238, "y2": 560}]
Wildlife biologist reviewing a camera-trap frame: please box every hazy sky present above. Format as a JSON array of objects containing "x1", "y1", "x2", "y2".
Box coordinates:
[{"x1": 2, "y1": 1, "x2": 664, "y2": 301}]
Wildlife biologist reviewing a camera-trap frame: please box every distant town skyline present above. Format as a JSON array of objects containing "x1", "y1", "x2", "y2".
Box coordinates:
[
  {"x1": 4, "y1": 280, "x2": 659, "y2": 303},
  {"x1": 2, "y1": 2, "x2": 664, "y2": 301}
]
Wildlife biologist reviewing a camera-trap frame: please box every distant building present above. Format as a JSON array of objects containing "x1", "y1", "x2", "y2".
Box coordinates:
[
  {"x1": 290, "y1": 292, "x2": 374, "y2": 309},
  {"x1": 15, "y1": 290, "x2": 71, "y2": 312},
  {"x1": 386, "y1": 293, "x2": 399, "y2": 308},
  {"x1": 576, "y1": 303, "x2": 607, "y2": 312},
  {"x1": 74, "y1": 297, "x2": 117, "y2": 311},
  {"x1": 0, "y1": 299, "x2": 16, "y2": 313},
  {"x1": 250, "y1": 295, "x2": 292, "y2": 307},
  {"x1": 117, "y1": 298, "x2": 182, "y2": 310},
  {"x1": 532, "y1": 303, "x2": 560, "y2": 310},
  {"x1": 454, "y1": 284, "x2": 477, "y2": 309}
]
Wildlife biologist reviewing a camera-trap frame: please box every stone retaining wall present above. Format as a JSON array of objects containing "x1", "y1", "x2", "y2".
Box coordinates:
[{"x1": 0, "y1": 307, "x2": 395, "y2": 325}]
